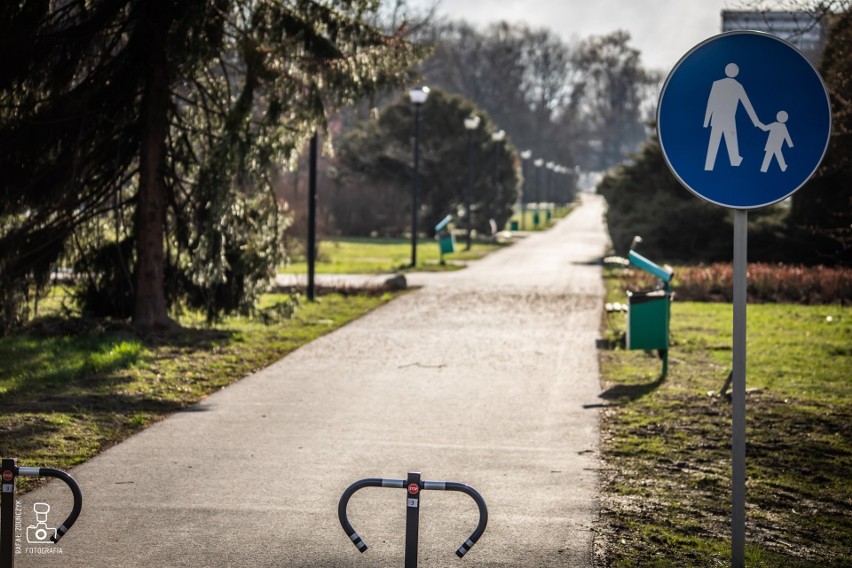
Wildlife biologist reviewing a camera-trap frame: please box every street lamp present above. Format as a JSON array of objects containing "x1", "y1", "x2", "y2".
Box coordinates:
[
  {"x1": 556, "y1": 165, "x2": 567, "y2": 205},
  {"x1": 574, "y1": 165, "x2": 581, "y2": 201},
  {"x1": 408, "y1": 86, "x2": 429, "y2": 267},
  {"x1": 490, "y1": 130, "x2": 505, "y2": 235},
  {"x1": 463, "y1": 114, "x2": 481, "y2": 250},
  {"x1": 546, "y1": 162, "x2": 555, "y2": 221},
  {"x1": 552, "y1": 165, "x2": 563, "y2": 206},
  {"x1": 519, "y1": 150, "x2": 532, "y2": 230},
  {"x1": 533, "y1": 158, "x2": 544, "y2": 228}
]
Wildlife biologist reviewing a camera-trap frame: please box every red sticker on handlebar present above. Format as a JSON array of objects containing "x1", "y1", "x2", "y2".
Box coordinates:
[{"x1": 408, "y1": 483, "x2": 419, "y2": 495}]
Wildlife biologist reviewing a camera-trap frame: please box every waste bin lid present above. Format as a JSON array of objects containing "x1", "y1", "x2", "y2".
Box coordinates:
[
  {"x1": 628, "y1": 251, "x2": 673, "y2": 283},
  {"x1": 435, "y1": 214, "x2": 452, "y2": 232}
]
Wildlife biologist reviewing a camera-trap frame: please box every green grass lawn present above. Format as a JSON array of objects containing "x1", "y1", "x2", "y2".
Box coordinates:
[
  {"x1": 280, "y1": 235, "x2": 504, "y2": 274},
  {"x1": 280, "y1": 206, "x2": 578, "y2": 275},
  {"x1": 0, "y1": 292, "x2": 395, "y2": 485},
  {"x1": 3, "y1": 227, "x2": 517, "y2": 476},
  {"x1": 507, "y1": 204, "x2": 574, "y2": 232},
  {"x1": 598, "y1": 270, "x2": 851, "y2": 566}
]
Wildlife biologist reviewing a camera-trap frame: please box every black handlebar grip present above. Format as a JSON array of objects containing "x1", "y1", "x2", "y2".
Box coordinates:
[
  {"x1": 441, "y1": 482, "x2": 488, "y2": 558},
  {"x1": 338, "y1": 478, "x2": 404, "y2": 553}
]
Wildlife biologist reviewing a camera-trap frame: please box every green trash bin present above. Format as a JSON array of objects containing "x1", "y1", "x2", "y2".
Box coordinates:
[
  {"x1": 625, "y1": 248, "x2": 674, "y2": 377},
  {"x1": 435, "y1": 214, "x2": 455, "y2": 256},
  {"x1": 438, "y1": 232, "x2": 456, "y2": 254},
  {"x1": 510, "y1": 220, "x2": 519, "y2": 231},
  {"x1": 626, "y1": 290, "x2": 670, "y2": 351}
]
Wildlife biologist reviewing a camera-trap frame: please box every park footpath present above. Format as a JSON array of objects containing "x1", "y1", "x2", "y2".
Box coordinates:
[{"x1": 18, "y1": 194, "x2": 609, "y2": 567}]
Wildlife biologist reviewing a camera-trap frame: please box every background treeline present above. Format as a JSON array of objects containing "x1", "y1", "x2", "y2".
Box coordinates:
[
  {"x1": 2, "y1": 1, "x2": 848, "y2": 334},
  {"x1": 286, "y1": 16, "x2": 657, "y2": 242}
]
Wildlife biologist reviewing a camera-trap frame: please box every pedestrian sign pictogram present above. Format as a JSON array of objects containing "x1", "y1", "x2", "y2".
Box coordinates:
[{"x1": 658, "y1": 31, "x2": 831, "y2": 209}]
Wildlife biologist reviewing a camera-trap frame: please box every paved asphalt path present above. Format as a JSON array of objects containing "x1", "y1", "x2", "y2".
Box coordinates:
[{"x1": 17, "y1": 194, "x2": 608, "y2": 567}]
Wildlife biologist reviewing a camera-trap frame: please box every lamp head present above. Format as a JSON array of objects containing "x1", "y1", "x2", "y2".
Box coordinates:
[
  {"x1": 408, "y1": 86, "x2": 430, "y2": 105},
  {"x1": 464, "y1": 115, "x2": 481, "y2": 130}
]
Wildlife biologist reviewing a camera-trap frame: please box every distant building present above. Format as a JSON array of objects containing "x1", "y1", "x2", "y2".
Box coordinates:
[{"x1": 722, "y1": 10, "x2": 827, "y2": 65}]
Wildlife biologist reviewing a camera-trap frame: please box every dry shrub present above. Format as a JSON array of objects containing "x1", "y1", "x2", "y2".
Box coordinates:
[{"x1": 621, "y1": 264, "x2": 851, "y2": 304}]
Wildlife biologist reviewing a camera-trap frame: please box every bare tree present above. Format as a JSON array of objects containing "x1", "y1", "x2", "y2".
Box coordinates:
[{"x1": 573, "y1": 31, "x2": 653, "y2": 170}]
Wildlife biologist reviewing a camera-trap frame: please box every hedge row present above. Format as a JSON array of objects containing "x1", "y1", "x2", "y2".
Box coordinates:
[{"x1": 622, "y1": 263, "x2": 851, "y2": 304}]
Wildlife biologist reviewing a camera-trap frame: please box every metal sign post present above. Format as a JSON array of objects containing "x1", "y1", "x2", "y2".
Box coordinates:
[
  {"x1": 658, "y1": 31, "x2": 831, "y2": 567},
  {"x1": 731, "y1": 210, "x2": 748, "y2": 562}
]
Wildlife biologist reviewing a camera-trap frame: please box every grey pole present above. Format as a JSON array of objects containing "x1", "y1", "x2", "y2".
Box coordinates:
[
  {"x1": 411, "y1": 105, "x2": 421, "y2": 268},
  {"x1": 489, "y1": 130, "x2": 505, "y2": 234},
  {"x1": 732, "y1": 209, "x2": 747, "y2": 567},
  {"x1": 463, "y1": 115, "x2": 480, "y2": 250},
  {"x1": 520, "y1": 158, "x2": 527, "y2": 230},
  {"x1": 490, "y1": 138, "x2": 498, "y2": 224},
  {"x1": 307, "y1": 132, "x2": 318, "y2": 302},
  {"x1": 466, "y1": 128, "x2": 474, "y2": 250}
]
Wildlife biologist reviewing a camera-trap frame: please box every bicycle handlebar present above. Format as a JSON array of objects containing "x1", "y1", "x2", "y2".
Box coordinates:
[
  {"x1": 338, "y1": 477, "x2": 487, "y2": 558},
  {"x1": 17, "y1": 467, "x2": 83, "y2": 543},
  {"x1": 424, "y1": 481, "x2": 488, "y2": 558}
]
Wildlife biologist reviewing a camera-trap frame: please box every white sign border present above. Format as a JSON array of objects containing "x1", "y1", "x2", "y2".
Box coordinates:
[{"x1": 657, "y1": 30, "x2": 832, "y2": 210}]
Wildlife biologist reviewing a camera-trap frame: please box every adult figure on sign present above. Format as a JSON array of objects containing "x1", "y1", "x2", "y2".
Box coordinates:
[{"x1": 703, "y1": 63, "x2": 764, "y2": 171}]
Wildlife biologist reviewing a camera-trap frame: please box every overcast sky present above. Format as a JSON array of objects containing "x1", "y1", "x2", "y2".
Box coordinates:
[{"x1": 411, "y1": 0, "x2": 744, "y2": 72}]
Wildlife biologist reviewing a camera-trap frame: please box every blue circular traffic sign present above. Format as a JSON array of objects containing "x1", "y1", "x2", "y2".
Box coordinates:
[{"x1": 658, "y1": 32, "x2": 831, "y2": 209}]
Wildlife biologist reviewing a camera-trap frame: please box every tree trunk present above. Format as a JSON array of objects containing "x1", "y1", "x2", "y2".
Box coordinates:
[{"x1": 133, "y1": 4, "x2": 175, "y2": 331}]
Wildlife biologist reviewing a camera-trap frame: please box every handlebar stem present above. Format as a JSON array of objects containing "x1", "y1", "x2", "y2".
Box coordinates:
[
  {"x1": 1, "y1": 458, "x2": 83, "y2": 558},
  {"x1": 338, "y1": 473, "x2": 488, "y2": 562}
]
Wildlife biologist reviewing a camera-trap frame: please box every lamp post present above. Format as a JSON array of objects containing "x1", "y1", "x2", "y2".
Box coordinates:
[
  {"x1": 463, "y1": 114, "x2": 481, "y2": 250},
  {"x1": 552, "y1": 165, "x2": 561, "y2": 206},
  {"x1": 408, "y1": 86, "x2": 429, "y2": 267},
  {"x1": 307, "y1": 132, "x2": 318, "y2": 301},
  {"x1": 490, "y1": 130, "x2": 505, "y2": 235},
  {"x1": 553, "y1": 165, "x2": 564, "y2": 206},
  {"x1": 520, "y1": 150, "x2": 532, "y2": 230},
  {"x1": 533, "y1": 158, "x2": 544, "y2": 228},
  {"x1": 574, "y1": 165, "x2": 581, "y2": 201},
  {"x1": 546, "y1": 161, "x2": 555, "y2": 221},
  {"x1": 559, "y1": 165, "x2": 570, "y2": 203}
]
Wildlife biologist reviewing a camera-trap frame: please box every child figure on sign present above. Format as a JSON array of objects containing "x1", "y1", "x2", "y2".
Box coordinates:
[{"x1": 760, "y1": 110, "x2": 793, "y2": 173}]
